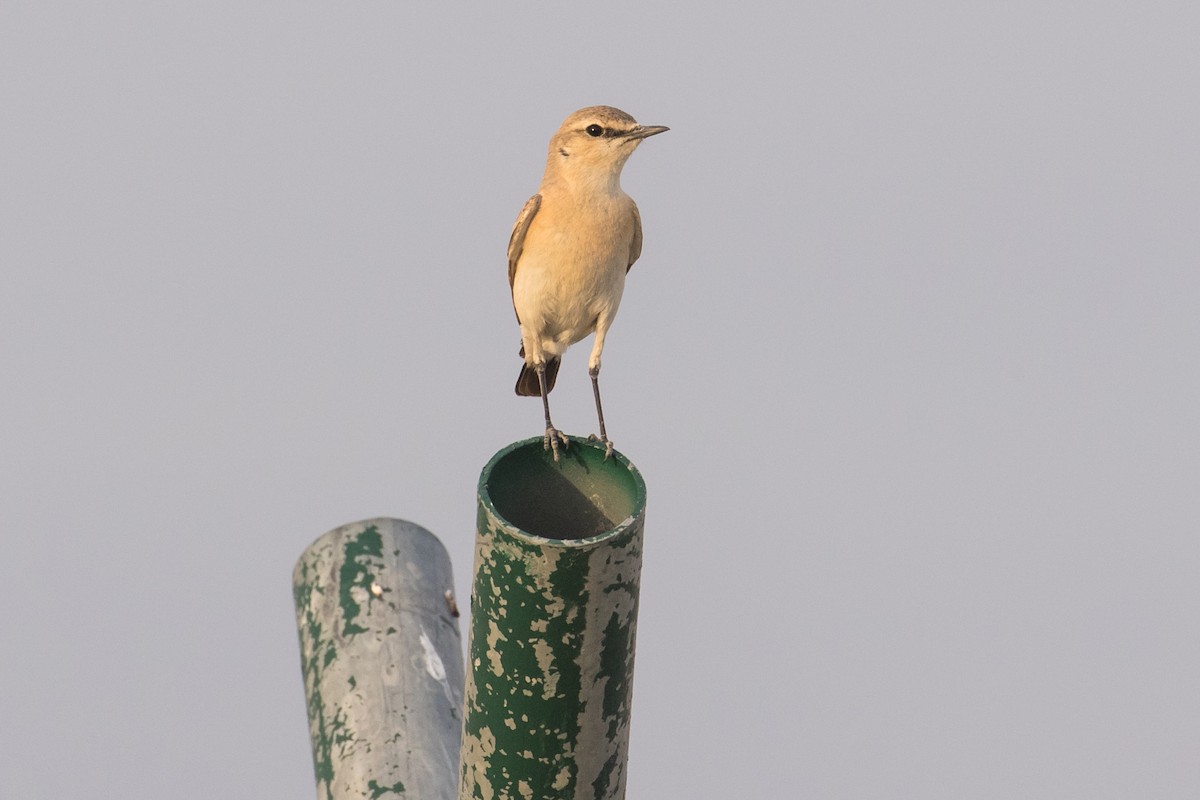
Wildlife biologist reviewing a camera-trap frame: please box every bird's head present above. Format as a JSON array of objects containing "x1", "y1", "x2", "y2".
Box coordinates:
[{"x1": 545, "y1": 106, "x2": 668, "y2": 191}]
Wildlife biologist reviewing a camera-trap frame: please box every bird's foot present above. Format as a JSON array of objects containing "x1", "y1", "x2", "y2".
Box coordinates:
[
  {"x1": 544, "y1": 426, "x2": 569, "y2": 461},
  {"x1": 587, "y1": 433, "x2": 615, "y2": 460}
]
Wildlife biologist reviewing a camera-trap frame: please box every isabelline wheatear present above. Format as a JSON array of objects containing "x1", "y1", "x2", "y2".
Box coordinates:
[{"x1": 508, "y1": 106, "x2": 668, "y2": 461}]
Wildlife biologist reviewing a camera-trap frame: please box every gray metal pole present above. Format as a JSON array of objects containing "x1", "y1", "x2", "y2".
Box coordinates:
[
  {"x1": 459, "y1": 437, "x2": 648, "y2": 800},
  {"x1": 293, "y1": 517, "x2": 464, "y2": 800}
]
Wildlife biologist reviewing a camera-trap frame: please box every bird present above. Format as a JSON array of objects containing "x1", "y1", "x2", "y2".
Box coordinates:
[{"x1": 507, "y1": 105, "x2": 668, "y2": 461}]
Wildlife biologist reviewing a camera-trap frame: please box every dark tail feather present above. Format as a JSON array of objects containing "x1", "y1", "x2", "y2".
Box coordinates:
[{"x1": 515, "y1": 356, "x2": 560, "y2": 397}]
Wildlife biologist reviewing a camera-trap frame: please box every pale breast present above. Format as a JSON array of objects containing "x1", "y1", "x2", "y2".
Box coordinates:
[{"x1": 513, "y1": 197, "x2": 632, "y2": 347}]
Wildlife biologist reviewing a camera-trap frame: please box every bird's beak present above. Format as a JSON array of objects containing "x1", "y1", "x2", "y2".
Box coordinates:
[{"x1": 627, "y1": 124, "x2": 669, "y2": 140}]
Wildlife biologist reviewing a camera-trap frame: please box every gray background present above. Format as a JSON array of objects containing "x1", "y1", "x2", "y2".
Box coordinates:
[{"x1": 2, "y1": 3, "x2": 1197, "y2": 798}]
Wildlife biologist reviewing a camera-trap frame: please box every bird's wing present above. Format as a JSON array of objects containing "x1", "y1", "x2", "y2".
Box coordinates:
[
  {"x1": 508, "y1": 194, "x2": 542, "y2": 292},
  {"x1": 627, "y1": 202, "x2": 643, "y2": 273}
]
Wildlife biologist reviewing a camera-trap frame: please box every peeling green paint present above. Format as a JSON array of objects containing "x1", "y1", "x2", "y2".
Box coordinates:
[
  {"x1": 591, "y1": 753, "x2": 619, "y2": 798},
  {"x1": 294, "y1": 518, "x2": 464, "y2": 800},
  {"x1": 460, "y1": 437, "x2": 646, "y2": 800},
  {"x1": 293, "y1": 558, "x2": 337, "y2": 798},
  {"x1": 597, "y1": 612, "x2": 630, "y2": 739},
  {"x1": 337, "y1": 524, "x2": 384, "y2": 636},
  {"x1": 368, "y1": 778, "x2": 407, "y2": 797}
]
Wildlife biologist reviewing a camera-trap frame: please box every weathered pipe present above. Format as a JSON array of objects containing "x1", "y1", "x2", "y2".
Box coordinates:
[
  {"x1": 459, "y1": 437, "x2": 648, "y2": 800},
  {"x1": 294, "y1": 518, "x2": 464, "y2": 800}
]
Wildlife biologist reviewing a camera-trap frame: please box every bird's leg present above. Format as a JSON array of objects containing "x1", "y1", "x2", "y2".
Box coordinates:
[
  {"x1": 537, "y1": 363, "x2": 568, "y2": 461},
  {"x1": 588, "y1": 365, "x2": 614, "y2": 459}
]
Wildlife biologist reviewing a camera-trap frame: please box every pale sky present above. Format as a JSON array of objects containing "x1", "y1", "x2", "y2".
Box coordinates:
[{"x1": 2, "y1": 3, "x2": 1198, "y2": 798}]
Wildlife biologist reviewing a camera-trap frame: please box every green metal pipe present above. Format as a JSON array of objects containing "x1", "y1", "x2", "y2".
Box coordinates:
[
  {"x1": 293, "y1": 517, "x2": 465, "y2": 800},
  {"x1": 459, "y1": 437, "x2": 648, "y2": 800}
]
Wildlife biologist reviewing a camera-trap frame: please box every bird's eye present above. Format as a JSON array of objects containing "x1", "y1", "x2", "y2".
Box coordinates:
[{"x1": 586, "y1": 124, "x2": 604, "y2": 137}]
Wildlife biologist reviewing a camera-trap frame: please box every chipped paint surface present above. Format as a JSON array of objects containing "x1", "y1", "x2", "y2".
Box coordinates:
[
  {"x1": 459, "y1": 440, "x2": 647, "y2": 800},
  {"x1": 294, "y1": 518, "x2": 464, "y2": 800},
  {"x1": 420, "y1": 629, "x2": 447, "y2": 681}
]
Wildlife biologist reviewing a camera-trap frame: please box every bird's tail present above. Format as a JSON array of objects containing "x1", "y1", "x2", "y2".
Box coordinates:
[{"x1": 515, "y1": 355, "x2": 560, "y2": 397}]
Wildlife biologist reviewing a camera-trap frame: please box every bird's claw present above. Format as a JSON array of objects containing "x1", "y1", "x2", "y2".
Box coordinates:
[
  {"x1": 544, "y1": 427, "x2": 569, "y2": 461},
  {"x1": 587, "y1": 433, "x2": 615, "y2": 460}
]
